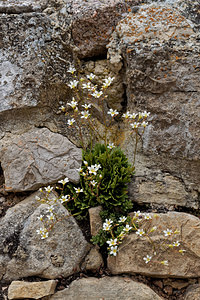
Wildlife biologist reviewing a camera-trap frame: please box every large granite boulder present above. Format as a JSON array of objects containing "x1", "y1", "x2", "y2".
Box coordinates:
[
  {"x1": 0, "y1": 128, "x2": 82, "y2": 192},
  {"x1": 50, "y1": 276, "x2": 163, "y2": 300},
  {"x1": 0, "y1": 191, "x2": 90, "y2": 281},
  {"x1": 108, "y1": 212, "x2": 200, "y2": 278}
]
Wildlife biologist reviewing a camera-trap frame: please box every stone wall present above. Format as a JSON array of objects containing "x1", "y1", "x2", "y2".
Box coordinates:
[{"x1": 0, "y1": 0, "x2": 200, "y2": 299}]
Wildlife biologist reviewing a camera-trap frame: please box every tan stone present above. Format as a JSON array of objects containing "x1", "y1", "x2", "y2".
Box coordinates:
[
  {"x1": 50, "y1": 276, "x2": 163, "y2": 300},
  {"x1": 81, "y1": 247, "x2": 104, "y2": 272},
  {"x1": 108, "y1": 212, "x2": 200, "y2": 278},
  {"x1": 184, "y1": 284, "x2": 200, "y2": 300},
  {"x1": 8, "y1": 280, "x2": 57, "y2": 299},
  {"x1": 89, "y1": 206, "x2": 103, "y2": 236}
]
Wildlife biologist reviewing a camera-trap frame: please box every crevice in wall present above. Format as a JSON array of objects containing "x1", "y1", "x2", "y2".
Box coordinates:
[
  {"x1": 0, "y1": 163, "x2": 5, "y2": 188},
  {"x1": 82, "y1": 52, "x2": 108, "y2": 62}
]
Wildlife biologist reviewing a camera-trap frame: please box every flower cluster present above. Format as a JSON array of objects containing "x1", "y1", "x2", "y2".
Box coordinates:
[
  {"x1": 36, "y1": 178, "x2": 72, "y2": 239},
  {"x1": 92, "y1": 211, "x2": 186, "y2": 267},
  {"x1": 122, "y1": 110, "x2": 150, "y2": 130}
]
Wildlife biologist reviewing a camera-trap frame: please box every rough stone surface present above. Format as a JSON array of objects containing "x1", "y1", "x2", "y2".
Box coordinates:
[
  {"x1": 0, "y1": 128, "x2": 82, "y2": 192},
  {"x1": 71, "y1": 0, "x2": 128, "y2": 58},
  {"x1": 0, "y1": 191, "x2": 90, "y2": 281},
  {"x1": 81, "y1": 247, "x2": 104, "y2": 272},
  {"x1": 107, "y1": 2, "x2": 200, "y2": 209},
  {"x1": 108, "y1": 212, "x2": 200, "y2": 278},
  {"x1": 50, "y1": 276, "x2": 163, "y2": 300},
  {"x1": 184, "y1": 284, "x2": 200, "y2": 300},
  {"x1": 89, "y1": 206, "x2": 103, "y2": 236},
  {"x1": 0, "y1": 0, "x2": 48, "y2": 13},
  {"x1": 8, "y1": 280, "x2": 57, "y2": 299}
]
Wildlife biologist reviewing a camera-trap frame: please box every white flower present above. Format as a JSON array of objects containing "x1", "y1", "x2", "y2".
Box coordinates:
[
  {"x1": 179, "y1": 249, "x2": 186, "y2": 254},
  {"x1": 129, "y1": 112, "x2": 137, "y2": 119},
  {"x1": 60, "y1": 195, "x2": 69, "y2": 203},
  {"x1": 107, "y1": 238, "x2": 117, "y2": 247},
  {"x1": 119, "y1": 216, "x2": 127, "y2": 223},
  {"x1": 143, "y1": 255, "x2": 152, "y2": 264},
  {"x1": 144, "y1": 213, "x2": 152, "y2": 220},
  {"x1": 46, "y1": 205, "x2": 54, "y2": 213},
  {"x1": 136, "y1": 229, "x2": 145, "y2": 236},
  {"x1": 77, "y1": 167, "x2": 83, "y2": 173},
  {"x1": 173, "y1": 241, "x2": 180, "y2": 247},
  {"x1": 41, "y1": 231, "x2": 49, "y2": 239},
  {"x1": 68, "y1": 80, "x2": 79, "y2": 89},
  {"x1": 44, "y1": 186, "x2": 53, "y2": 193},
  {"x1": 87, "y1": 164, "x2": 101, "y2": 175},
  {"x1": 36, "y1": 227, "x2": 45, "y2": 235},
  {"x1": 122, "y1": 111, "x2": 130, "y2": 119},
  {"x1": 35, "y1": 196, "x2": 41, "y2": 201},
  {"x1": 123, "y1": 224, "x2": 132, "y2": 233},
  {"x1": 94, "y1": 164, "x2": 101, "y2": 171},
  {"x1": 67, "y1": 66, "x2": 76, "y2": 74},
  {"x1": 107, "y1": 108, "x2": 119, "y2": 117},
  {"x1": 83, "y1": 161, "x2": 88, "y2": 166},
  {"x1": 134, "y1": 211, "x2": 142, "y2": 218},
  {"x1": 161, "y1": 260, "x2": 168, "y2": 266},
  {"x1": 59, "y1": 105, "x2": 66, "y2": 112},
  {"x1": 81, "y1": 110, "x2": 90, "y2": 119},
  {"x1": 163, "y1": 229, "x2": 173, "y2": 237},
  {"x1": 110, "y1": 246, "x2": 118, "y2": 256},
  {"x1": 130, "y1": 122, "x2": 139, "y2": 129},
  {"x1": 87, "y1": 73, "x2": 95, "y2": 80},
  {"x1": 47, "y1": 213, "x2": 55, "y2": 221},
  {"x1": 141, "y1": 121, "x2": 148, "y2": 128},
  {"x1": 82, "y1": 103, "x2": 91, "y2": 110},
  {"x1": 90, "y1": 180, "x2": 97, "y2": 187},
  {"x1": 102, "y1": 76, "x2": 115, "y2": 88},
  {"x1": 103, "y1": 219, "x2": 113, "y2": 228},
  {"x1": 67, "y1": 98, "x2": 78, "y2": 109},
  {"x1": 67, "y1": 118, "x2": 75, "y2": 126},
  {"x1": 103, "y1": 224, "x2": 111, "y2": 231},
  {"x1": 82, "y1": 82, "x2": 92, "y2": 90},
  {"x1": 58, "y1": 177, "x2": 69, "y2": 185},
  {"x1": 74, "y1": 187, "x2": 83, "y2": 193},
  {"x1": 107, "y1": 143, "x2": 115, "y2": 149},
  {"x1": 37, "y1": 214, "x2": 44, "y2": 221},
  {"x1": 142, "y1": 111, "x2": 150, "y2": 118},
  {"x1": 91, "y1": 90, "x2": 103, "y2": 98}
]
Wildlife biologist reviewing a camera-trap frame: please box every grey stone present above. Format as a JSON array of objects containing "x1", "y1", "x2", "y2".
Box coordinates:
[
  {"x1": 0, "y1": 0, "x2": 48, "y2": 13},
  {"x1": 107, "y1": 212, "x2": 200, "y2": 278},
  {"x1": 8, "y1": 280, "x2": 57, "y2": 299},
  {"x1": 107, "y1": 3, "x2": 200, "y2": 209},
  {"x1": 81, "y1": 247, "x2": 104, "y2": 272},
  {"x1": 71, "y1": 0, "x2": 128, "y2": 58},
  {"x1": 0, "y1": 128, "x2": 82, "y2": 192},
  {"x1": 50, "y1": 276, "x2": 163, "y2": 300},
  {"x1": 0, "y1": 191, "x2": 90, "y2": 281}
]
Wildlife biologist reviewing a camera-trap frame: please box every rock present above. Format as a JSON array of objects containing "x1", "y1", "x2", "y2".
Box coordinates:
[
  {"x1": 0, "y1": 0, "x2": 48, "y2": 13},
  {"x1": 0, "y1": 191, "x2": 90, "y2": 281},
  {"x1": 8, "y1": 280, "x2": 57, "y2": 299},
  {"x1": 0, "y1": 12, "x2": 52, "y2": 113},
  {"x1": 81, "y1": 247, "x2": 104, "y2": 272},
  {"x1": 184, "y1": 284, "x2": 200, "y2": 300},
  {"x1": 107, "y1": 212, "x2": 200, "y2": 278},
  {"x1": 0, "y1": 128, "x2": 82, "y2": 192},
  {"x1": 107, "y1": 3, "x2": 200, "y2": 209},
  {"x1": 89, "y1": 206, "x2": 103, "y2": 236},
  {"x1": 50, "y1": 276, "x2": 163, "y2": 300},
  {"x1": 71, "y1": 0, "x2": 128, "y2": 58}
]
